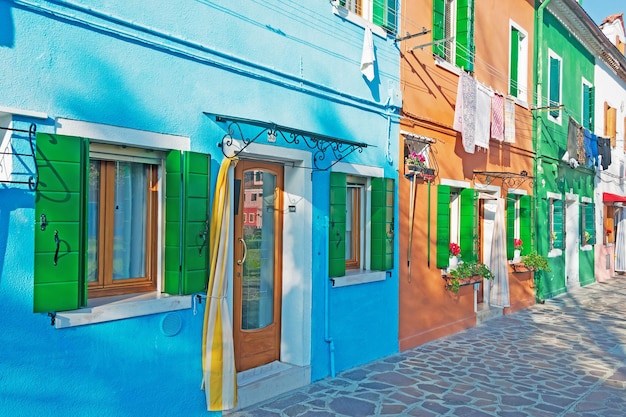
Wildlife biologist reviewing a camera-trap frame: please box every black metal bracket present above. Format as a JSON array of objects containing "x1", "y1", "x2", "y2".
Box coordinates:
[
  {"x1": 473, "y1": 170, "x2": 534, "y2": 191},
  {"x1": 208, "y1": 113, "x2": 369, "y2": 172},
  {"x1": 0, "y1": 123, "x2": 38, "y2": 191},
  {"x1": 48, "y1": 312, "x2": 56, "y2": 326},
  {"x1": 394, "y1": 27, "x2": 431, "y2": 43}
]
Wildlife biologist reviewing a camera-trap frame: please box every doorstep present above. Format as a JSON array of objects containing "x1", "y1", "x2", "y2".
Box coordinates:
[
  {"x1": 225, "y1": 361, "x2": 311, "y2": 413},
  {"x1": 476, "y1": 304, "x2": 503, "y2": 326}
]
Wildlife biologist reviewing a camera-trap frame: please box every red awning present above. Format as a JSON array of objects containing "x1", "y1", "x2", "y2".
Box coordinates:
[{"x1": 603, "y1": 192, "x2": 626, "y2": 203}]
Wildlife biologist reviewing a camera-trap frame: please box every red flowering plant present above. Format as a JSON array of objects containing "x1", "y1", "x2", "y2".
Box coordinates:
[
  {"x1": 514, "y1": 238, "x2": 523, "y2": 251},
  {"x1": 405, "y1": 151, "x2": 426, "y2": 168},
  {"x1": 449, "y1": 242, "x2": 461, "y2": 257},
  {"x1": 606, "y1": 229, "x2": 612, "y2": 235}
]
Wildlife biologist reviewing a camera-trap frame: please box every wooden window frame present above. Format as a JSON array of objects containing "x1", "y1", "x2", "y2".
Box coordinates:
[
  {"x1": 88, "y1": 160, "x2": 158, "y2": 298},
  {"x1": 345, "y1": 181, "x2": 364, "y2": 270},
  {"x1": 604, "y1": 101, "x2": 617, "y2": 148}
]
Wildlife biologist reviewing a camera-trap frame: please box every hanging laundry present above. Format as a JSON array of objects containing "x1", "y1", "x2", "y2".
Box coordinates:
[
  {"x1": 461, "y1": 72, "x2": 477, "y2": 154},
  {"x1": 453, "y1": 73, "x2": 464, "y2": 133},
  {"x1": 587, "y1": 131, "x2": 598, "y2": 168},
  {"x1": 474, "y1": 83, "x2": 491, "y2": 150},
  {"x1": 577, "y1": 125, "x2": 586, "y2": 166},
  {"x1": 566, "y1": 117, "x2": 580, "y2": 161},
  {"x1": 360, "y1": 26, "x2": 375, "y2": 82},
  {"x1": 504, "y1": 97, "x2": 515, "y2": 143},
  {"x1": 490, "y1": 92, "x2": 505, "y2": 142},
  {"x1": 598, "y1": 137, "x2": 612, "y2": 170}
]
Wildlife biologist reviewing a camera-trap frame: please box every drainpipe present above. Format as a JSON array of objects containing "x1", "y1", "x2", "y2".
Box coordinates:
[
  {"x1": 323, "y1": 216, "x2": 336, "y2": 378},
  {"x1": 534, "y1": 0, "x2": 553, "y2": 302}
]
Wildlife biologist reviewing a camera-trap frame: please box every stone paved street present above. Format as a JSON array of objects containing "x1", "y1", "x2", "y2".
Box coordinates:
[{"x1": 229, "y1": 278, "x2": 626, "y2": 416}]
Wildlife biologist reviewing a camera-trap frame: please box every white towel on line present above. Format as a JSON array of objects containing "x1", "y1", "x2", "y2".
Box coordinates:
[{"x1": 360, "y1": 26, "x2": 375, "y2": 82}]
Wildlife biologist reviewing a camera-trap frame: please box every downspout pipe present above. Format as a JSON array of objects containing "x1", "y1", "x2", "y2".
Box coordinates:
[
  {"x1": 533, "y1": 0, "x2": 552, "y2": 303},
  {"x1": 323, "y1": 216, "x2": 336, "y2": 378}
]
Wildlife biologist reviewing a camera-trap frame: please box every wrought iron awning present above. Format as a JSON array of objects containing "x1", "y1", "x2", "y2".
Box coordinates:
[
  {"x1": 206, "y1": 113, "x2": 369, "y2": 171},
  {"x1": 473, "y1": 170, "x2": 534, "y2": 190},
  {"x1": 401, "y1": 130, "x2": 435, "y2": 154},
  {"x1": 0, "y1": 123, "x2": 38, "y2": 191}
]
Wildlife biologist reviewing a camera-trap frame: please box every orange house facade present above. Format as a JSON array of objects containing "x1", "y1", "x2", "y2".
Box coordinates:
[{"x1": 398, "y1": 0, "x2": 536, "y2": 350}]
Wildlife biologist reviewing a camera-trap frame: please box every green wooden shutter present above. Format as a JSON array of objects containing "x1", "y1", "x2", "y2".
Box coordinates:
[
  {"x1": 583, "y1": 202, "x2": 596, "y2": 245},
  {"x1": 432, "y1": 0, "x2": 445, "y2": 58},
  {"x1": 506, "y1": 194, "x2": 516, "y2": 259},
  {"x1": 164, "y1": 151, "x2": 210, "y2": 295},
  {"x1": 519, "y1": 195, "x2": 532, "y2": 255},
  {"x1": 459, "y1": 188, "x2": 476, "y2": 262},
  {"x1": 589, "y1": 86, "x2": 595, "y2": 130},
  {"x1": 371, "y1": 177, "x2": 394, "y2": 271},
  {"x1": 436, "y1": 185, "x2": 451, "y2": 268},
  {"x1": 34, "y1": 134, "x2": 88, "y2": 312},
  {"x1": 329, "y1": 172, "x2": 346, "y2": 278},
  {"x1": 165, "y1": 151, "x2": 182, "y2": 295},
  {"x1": 182, "y1": 152, "x2": 210, "y2": 294},
  {"x1": 582, "y1": 84, "x2": 591, "y2": 130},
  {"x1": 456, "y1": 0, "x2": 474, "y2": 71},
  {"x1": 509, "y1": 28, "x2": 520, "y2": 97},
  {"x1": 552, "y1": 199, "x2": 564, "y2": 249},
  {"x1": 373, "y1": 0, "x2": 396, "y2": 33},
  {"x1": 549, "y1": 56, "x2": 561, "y2": 118}
]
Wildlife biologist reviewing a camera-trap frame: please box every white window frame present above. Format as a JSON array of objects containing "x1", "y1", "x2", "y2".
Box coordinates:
[
  {"x1": 509, "y1": 20, "x2": 529, "y2": 105},
  {"x1": 547, "y1": 49, "x2": 563, "y2": 125},
  {"x1": 547, "y1": 192, "x2": 562, "y2": 257},
  {"x1": 52, "y1": 119, "x2": 191, "y2": 328}
]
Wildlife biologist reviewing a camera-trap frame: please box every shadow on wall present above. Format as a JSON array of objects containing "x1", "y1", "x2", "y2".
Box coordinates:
[
  {"x1": 0, "y1": 2, "x2": 14, "y2": 48},
  {"x1": 0, "y1": 188, "x2": 33, "y2": 283}
]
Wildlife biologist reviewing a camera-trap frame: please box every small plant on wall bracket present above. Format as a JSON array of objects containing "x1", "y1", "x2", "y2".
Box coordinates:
[
  {"x1": 520, "y1": 251, "x2": 551, "y2": 272},
  {"x1": 405, "y1": 151, "x2": 426, "y2": 168}
]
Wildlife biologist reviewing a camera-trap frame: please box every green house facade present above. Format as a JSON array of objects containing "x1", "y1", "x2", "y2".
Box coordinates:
[{"x1": 533, "y1": 0, "x2": 602, "y2": 299}]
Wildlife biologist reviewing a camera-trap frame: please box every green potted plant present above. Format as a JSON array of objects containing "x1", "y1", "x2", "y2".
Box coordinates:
[
  {"x1": 512, "y1": 250, "x2": 551, "y2": 273},
  {"x1": 444, "y1": 261, "x2": 494, "y2": 293}
]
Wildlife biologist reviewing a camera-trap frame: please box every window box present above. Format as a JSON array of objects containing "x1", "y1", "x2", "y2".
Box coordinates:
[{"x1": 442, "y1": 261, "x2": 493, "y2": 293}]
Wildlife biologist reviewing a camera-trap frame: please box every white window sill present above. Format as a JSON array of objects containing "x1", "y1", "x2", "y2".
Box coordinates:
[
  {"x1": 331, "y1": 3, "x2": 387, "y2": 38},
  {"x1": 548, "y1": 249, "x2": 562, "y2": 258},
  {"x1": 54, "y1": 292, "x2": 192, "y2": 329},
  {"x1": 331, "y1": 270, "x2": 387, "y2": 287},
  {"x1": 581, "y1": 244, "x2": 592, "y2": 251},
  {"x1": 434, "y1": 57, "x2": 461, "y2": 76},
  {"x1": 511, "y1": 96, "x2": 530, "y2": 109}
]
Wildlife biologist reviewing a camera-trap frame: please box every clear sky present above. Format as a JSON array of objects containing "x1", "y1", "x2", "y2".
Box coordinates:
[{"x1": 582, "y1": 0, "x2": 625, "y2": 25}]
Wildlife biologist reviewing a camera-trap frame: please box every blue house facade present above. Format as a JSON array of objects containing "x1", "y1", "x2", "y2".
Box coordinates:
[{"x1": 0, "y1": 0, "x2": 400, "y2": 414}]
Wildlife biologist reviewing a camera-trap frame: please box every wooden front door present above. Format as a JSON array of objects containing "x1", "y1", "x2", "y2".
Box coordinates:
[{"x1": 233, "y1": 160, "x2": 283, "y2": 372}]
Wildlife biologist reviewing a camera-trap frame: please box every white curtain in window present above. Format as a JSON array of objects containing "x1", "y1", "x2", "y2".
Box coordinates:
[
  {"x1": 489, "y1": 198, "x2": 510, "y2": 308},
  {"x1": 113, "y1": 162, "x2": 147, "y2": 279},
  {"x1": 615, "y1": 208, "x2": 626, "y2": 272}
]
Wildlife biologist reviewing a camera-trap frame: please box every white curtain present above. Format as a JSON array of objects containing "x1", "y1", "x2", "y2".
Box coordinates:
[
  {"x1": 615, "y1": 208, "x2": 626, "y2": 272},
  {"x1": 489, "y1": 198, "x2": 510, "y2": 308},
  {"x1": 113, "y1": 161, "x2": 147, "y2": 279}
]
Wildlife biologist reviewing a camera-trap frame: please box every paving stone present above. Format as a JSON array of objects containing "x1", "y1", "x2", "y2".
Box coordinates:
[{"x1": 329, "y1": 397, "x2": 376, "y2": 417}]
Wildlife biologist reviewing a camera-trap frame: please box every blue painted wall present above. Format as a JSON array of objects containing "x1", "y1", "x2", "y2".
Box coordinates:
[{"x1": 0, "y1": 0, "x2": 400, "y2": 415}]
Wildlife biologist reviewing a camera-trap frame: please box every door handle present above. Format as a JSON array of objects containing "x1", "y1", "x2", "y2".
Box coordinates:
[{"x1": 237, "y1": 237, "x2": 247, "y2": 265}]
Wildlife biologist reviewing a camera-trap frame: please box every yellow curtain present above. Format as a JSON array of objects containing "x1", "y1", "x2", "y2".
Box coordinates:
[{"x1": 202, "y1": 158, "x2": 237, "y2": 410}]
